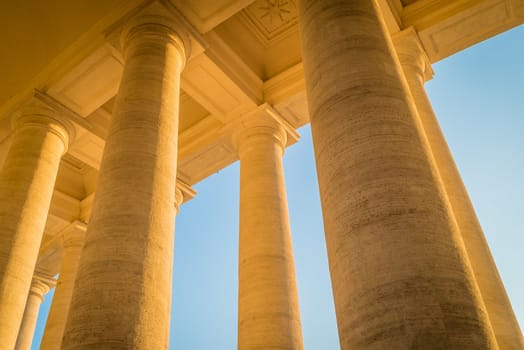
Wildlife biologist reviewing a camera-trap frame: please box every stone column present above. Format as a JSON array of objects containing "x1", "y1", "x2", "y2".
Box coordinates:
[
  {"x1": 234, "y1": 110, "x2": 303, "y2": 350},
  {"x1": 61, "y1": 7, "x2": 189, "y2": 349},
  {"x1": 40, "y1": 221, "x2": 86, "y2": 350},
  {"x1": 166, "y1": 180, "x2": 195, "y2": 319},
  {"x1": 15, "y1": 275, "x2": 55, "y2": 350},
  {"x1": 394, "y1": 28, "x2": 524, "y2": 350},
  {"x1": 0, "y1": 101, "x2": 71, "y2": 350},
  {"x1": 297, "y1": 0, "x2": 498, "y2": 348}
]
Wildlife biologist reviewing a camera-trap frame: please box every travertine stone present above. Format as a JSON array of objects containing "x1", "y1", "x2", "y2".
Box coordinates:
[
  {"x1": 15, "y1": 275, "x2": 55, "y2": 350},
  {"x1": 61, "y1": 10, "x2": 188, "y2": 350},
  {"x1": 166, "y1": 180, "x2": 193, "y2": 323},
  {"x1": 297, "y1": 0, "x2": 498, "y2": 348},
  {"x1": 40, "y1": 222, "x2": 87, "y2": 350},
  {"x1": 394, "y1": 28, "x2": 524, "y2": 350},
  {"x1": 234, "y1": 112, "x2": 303, "y2": 350},
  {"x1": 0, "y1": 102, "x2": 70, "y2": 350}
]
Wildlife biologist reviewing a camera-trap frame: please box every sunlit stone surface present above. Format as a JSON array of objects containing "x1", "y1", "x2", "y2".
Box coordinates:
[{"x1": 0, "y1": 0, "x2": 522, "y2": 349}]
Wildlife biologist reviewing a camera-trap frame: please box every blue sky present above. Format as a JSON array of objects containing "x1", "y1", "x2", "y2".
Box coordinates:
[{"x1": 32, "y1": 24, "x2": 523, "y2": 349}]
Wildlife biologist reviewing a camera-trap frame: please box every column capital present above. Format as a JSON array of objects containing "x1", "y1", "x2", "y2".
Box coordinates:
[
  {"x1": 29, "y1": 274, "x2": 56, "y2": 303},
  {"x1": 228, "y1": 103, "x2": 300, "y2": 157},
  {"x1": 10, "y1": 95, "x2": 76, "y2": 155},
  {"x1": 392, "y1": 27, "x2": 434, "y2": 83},
  {"x1": 174, "y1": 179, "x2": 196, "y2": 211},
  {"x1": 106, "y1": 1, "x2": 206, "y2": 68}
]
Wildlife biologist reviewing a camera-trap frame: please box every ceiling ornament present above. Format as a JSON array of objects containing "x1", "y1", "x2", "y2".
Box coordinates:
[{"x1": 239, "y1": 0, "x2": 298, "y2": 47}]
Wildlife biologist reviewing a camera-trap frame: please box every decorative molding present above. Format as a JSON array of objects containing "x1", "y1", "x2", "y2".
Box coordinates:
[
  {"x1": 402, "y1": 0, "x2": 483, "y2": 30},
  {"x1": 238, "y1": 0, "x2": 298, "y2": 48},
  {"x1": 415, "y1": 0, "x2": 517, "y2": 62},
  {"x1": 178, "y1": 142, "x2": 237, "y2": 185},
  {"x1": 263, "y1": 62, "x2": 305, "y2": 105},
  {"x1": 203, "y1": 31, "x2": 264, "y2": 104},
  {"x1": 46, "y1": 44, "x2": 123, "y2": 118},
  {"x1": 31, "y1": 273, "x2": 57, "y2": 294},
  {"x1": 182, "y1": 54, "x2": 258, "y2": 122},
  {"x1": 34, "y1": 91, "x2": 105, "y2": 139},
  {"x1": 170, "y1": 0, "x2": 256, "y2": 33}
]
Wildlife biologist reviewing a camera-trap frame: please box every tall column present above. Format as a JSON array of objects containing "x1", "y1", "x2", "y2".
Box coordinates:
[
  {"x1": 0, "y1": 101, "x2": 71, "y2": 350},
  {"x1": 40, "y1": 221, "x2": 86, "y2": 350},
  {"x1": 61, "y1": 6, "x2": 189, "y2": 349},
  {"x1": 167, "y1": 180, "x2": 195, "y2": 319},
  {"x1": 234, "y1": 110, "x2": 303, "y2": 350},
  {"x1": 297, "y1": 0, "x2": 498, "y2": 348},
  {"x1": 394, "y1": 28, "x2": 524, "y2": 350},
  {"x1": 15, "y1": 275, "x2": 55, "y2": 350}
]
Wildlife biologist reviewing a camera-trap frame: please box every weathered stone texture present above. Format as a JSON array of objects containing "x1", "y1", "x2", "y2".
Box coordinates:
[{"x1": 298, "y1": 0, "x2": 498, "y2": 348}]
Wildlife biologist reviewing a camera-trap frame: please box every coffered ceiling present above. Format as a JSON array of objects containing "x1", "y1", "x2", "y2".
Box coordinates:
[{"x1": 0, "y1": 0, "x2": 523, "y2": 276}]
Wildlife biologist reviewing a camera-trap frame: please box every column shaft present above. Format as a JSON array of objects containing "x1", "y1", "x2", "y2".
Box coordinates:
[
  {"x1": 297, "y1": 0, "x2": 497, "y2": 348},
  {"x1": 237, "y1": 119, "x2": 303, "y2": 349},
  {"x1": 61, "y1": 17, "x2": 186, "y2": 349},
  {"x1": 40, "y1": 224, "x2": 86, "y2": 350},
  {"x1": 15, "y1": 277, "x2": 53, "y2": 350},
  {"x1": 0, "y1": 107, "x2": 69, "y2": 350},
  {"x1": 395, "y1": 30, "x2": 524, "y2": 349}
]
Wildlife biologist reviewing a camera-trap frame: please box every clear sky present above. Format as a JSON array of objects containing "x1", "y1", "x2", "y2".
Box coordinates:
[{"x1": 31, "y1": 24, "x2": 523, "y2": 350}]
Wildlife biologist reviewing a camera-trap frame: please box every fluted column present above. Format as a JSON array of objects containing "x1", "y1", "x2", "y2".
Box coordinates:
[
  {"x1": 297, "y1": 0, "x2": 498, "y2": 348},
  {"x1": 15, "y1": 275, "x2": 55, "y2": 350},
  {"x1": 61, "y1": 8, "x2": 189, "y2": 350},
  {"x1": 394, "y1": 28, "x2": 524, "y2": 350},
  {"x1": 0, "y1": 101, "x2": 71, "y2": 350},
  {"x1": 40, "y1": 221, "x2": 86, "y2": 350},
  {"x1": 234, "y1": 110, "x2": 303, "y2": 350}
]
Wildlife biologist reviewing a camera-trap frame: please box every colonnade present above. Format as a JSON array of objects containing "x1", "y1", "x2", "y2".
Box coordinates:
[{"x1": 0, "y1": 0, "x2": 521, "y2": 349}]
